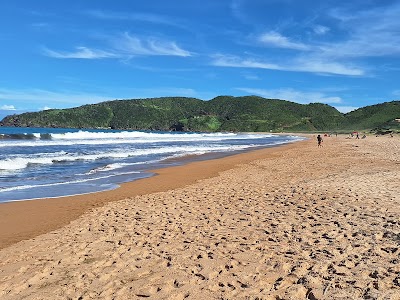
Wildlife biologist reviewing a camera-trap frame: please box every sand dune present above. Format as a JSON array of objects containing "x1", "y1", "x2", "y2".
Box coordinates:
[{"x1": 0, "y1": 135, "x2": 399, "y2": 299}]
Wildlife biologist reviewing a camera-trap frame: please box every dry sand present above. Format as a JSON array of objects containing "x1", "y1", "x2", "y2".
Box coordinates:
[{"x1": 0, "y1": 134, "x2": 399, "y2": 299}]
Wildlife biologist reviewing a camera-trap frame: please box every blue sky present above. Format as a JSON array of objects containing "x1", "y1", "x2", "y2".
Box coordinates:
[{"x1": 1, "y1": 0, "x2": 400, "y2": 120}]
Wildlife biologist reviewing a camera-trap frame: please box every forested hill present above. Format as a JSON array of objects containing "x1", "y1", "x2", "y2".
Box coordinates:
[
  {"x1": 1, "y1": 96, "x2": 399, "y2": 132},
  {"x1": 341, "y1": 101, "x2": 400, "y2": 132}
]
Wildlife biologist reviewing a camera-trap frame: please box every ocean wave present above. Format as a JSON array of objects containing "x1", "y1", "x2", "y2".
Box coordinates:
[
  {"x1": 0, "y1": 144, "x2": 256, "y2": 171},
  {"x1": 84, "y1": 158, "x2": 167, "y2": 175},
  {"x1": 50, "y1": 130, "x2": 242, "y2": 140},
  {"x1": 0, "y1": 171, "x2": 140, "y2": 193},
  {"x1": 0, "y1": 132, "x2": 304, "y2": 202},
  {"x1": 0, "y1": 130, "x2": 240, "y2": 140},
  {"x1": 0, "y1": 131, "x2": 273, "y2": 147},
  {"x1": 86, "y1": 163, "x2": 132, "y2": 174}
]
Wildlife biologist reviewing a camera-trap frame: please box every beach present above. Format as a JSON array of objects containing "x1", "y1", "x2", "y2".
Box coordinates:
[{"x1": 0, "y1": 134, "x2": 399, "y2": 299}]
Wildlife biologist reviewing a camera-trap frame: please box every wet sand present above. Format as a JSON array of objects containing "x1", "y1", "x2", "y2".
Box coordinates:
[
  {"x1": 0, "y1": 141, "x2": 303, "y2": 250},
  {"x1": 0, "y1": 135, "x2": 399, "y2": 299}
]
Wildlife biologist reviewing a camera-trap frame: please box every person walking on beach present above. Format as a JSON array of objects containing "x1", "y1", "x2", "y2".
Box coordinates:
[{"x1": 317, "y1": 134, "x2": 323, "y2": 147}]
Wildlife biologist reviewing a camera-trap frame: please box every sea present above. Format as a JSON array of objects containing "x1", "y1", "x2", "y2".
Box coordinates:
[{"x1": 0, "y1": 127, "x2": 304, "y2": 203}]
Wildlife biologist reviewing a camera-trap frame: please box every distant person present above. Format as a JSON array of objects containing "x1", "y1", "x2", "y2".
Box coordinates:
[
  {"x1": 317, "y1": 134, "x2": 323, "y2": 147},
  {"x1": 356, "y1": 133, "x2": 359, "y2": 139}
]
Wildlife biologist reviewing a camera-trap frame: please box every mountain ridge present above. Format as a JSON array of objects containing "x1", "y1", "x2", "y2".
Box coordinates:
[{"x1": 1, "y1": 96, "x2": 399, "y2": 133}]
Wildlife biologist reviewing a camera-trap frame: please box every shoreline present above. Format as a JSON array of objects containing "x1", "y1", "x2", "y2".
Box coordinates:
[
  {"x1": 0, "y1": 130, "x2": 301, "y2": 203},
  {"x1": 0, "y1": 134, "x2": 399, "y2": 298},
  {"x1": 0, "y1": 138, "x2": 303, "y2": 204},
  {"x1": 0, "y1": 139, "x2": 306, "y2": 250}
]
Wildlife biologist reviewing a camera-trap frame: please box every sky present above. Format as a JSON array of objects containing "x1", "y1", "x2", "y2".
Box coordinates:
[{"x1": 1, "y1": 0, "x2": 400, "y2": 120}]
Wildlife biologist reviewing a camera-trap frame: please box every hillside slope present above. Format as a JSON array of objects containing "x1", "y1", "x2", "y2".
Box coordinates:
[
  {"x1": 340, "y1": 101, "x2": 400, "y2": 131},
  {"x1": 1, "y1": 97, "x2": 399, "y2": 132}
]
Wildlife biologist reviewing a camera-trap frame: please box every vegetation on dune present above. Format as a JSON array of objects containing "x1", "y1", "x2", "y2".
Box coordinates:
[{"x1": 1, "y1": 96, "x2": 399, "y2": 133}]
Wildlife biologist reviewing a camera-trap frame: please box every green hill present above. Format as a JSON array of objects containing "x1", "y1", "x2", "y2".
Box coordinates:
[
  {"x1": 204, "y1": 96, "x2": 343, "y2": 132},
  {"x1": 340, "y1": 101, "x2": 400, "y2": 132},
  {"x1": 1, "y1": 96, "x2": 399, "y2": 133}
]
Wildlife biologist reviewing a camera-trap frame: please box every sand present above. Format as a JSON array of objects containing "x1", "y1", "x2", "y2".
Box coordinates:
[{"x1": 0, "y1": 134, "x2": 399, "y2": 299}]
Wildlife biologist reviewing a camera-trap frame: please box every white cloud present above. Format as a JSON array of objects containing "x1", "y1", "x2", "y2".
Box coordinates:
[
  {"x1": 392, "y1": 90, "x2": 400, "y2": 97},
  {"x1": 237, "y1": 2, "x2": 400, "y2": 78},
  {"x1": 43, "y1": 33, "x2": 191, "y2": 60},
  {"x1": 212, "y1": 54, "x2": 364, "y2": 76},
  {"x1": 258, "y1": 3, "x2": 400, "y2": 60},
  {"x1": 313, "y1": 25, "x2": 330, "y2": 35},
  {"x1": 114, "y1": 33, "x2": 192, "y2": 57},
  {"x1": 43, "y1": 47, "x2": 116, "y2": 59},
  {"x1": 212, "y1": 54, "x2": 281, "y2": 70},
  {"x1": 258, "y1": 31, "x2": 309, "y2": 50},
  {"x1": 292, "y1": 57, "x2": 364, "y2": 76},
  {"x1": 115, "y1": 87, "x2": 198, "y2": 99},
  {"x1": 0, "y1": 87, "x2": 203, "y2": 110},
  {"x1": 0, "y1": 104, "x2": 16, "y2": 110},
  {"x1": 260, "y1": 4, "x2": 400, "y2": 60},
  {"x1": 322, "y1": 3, "x2": 400, "y2": 58},
  {"x1": 0, "y1": 88, "x2": 110, "y2": 106},
  {"x1": 230, "y1": 0, "x2": 249, "y2": 25},
  {"x1": 236, "y1": 87, "x2": 342, "y2": 104}
]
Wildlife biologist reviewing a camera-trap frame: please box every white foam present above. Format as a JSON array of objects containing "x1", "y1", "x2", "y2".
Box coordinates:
[
  {"x1": 50, "y1": 130, "x2": 237, "y2": 140},
  {"x1": 0, "y1": 171, "x2": 141, "y2": 193},
  {"x1": 0, "y1": 144, "x2": 257, "y2": 171},
  {"x1": 0, "y1": 131, "x2": 274, "y2": 147},
  {"x1": 0, "y1": 157, "x2": 31, "y2": 170},
  {"x1": 86, "y1": 163, "x2": 131, "y2": 174}
]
